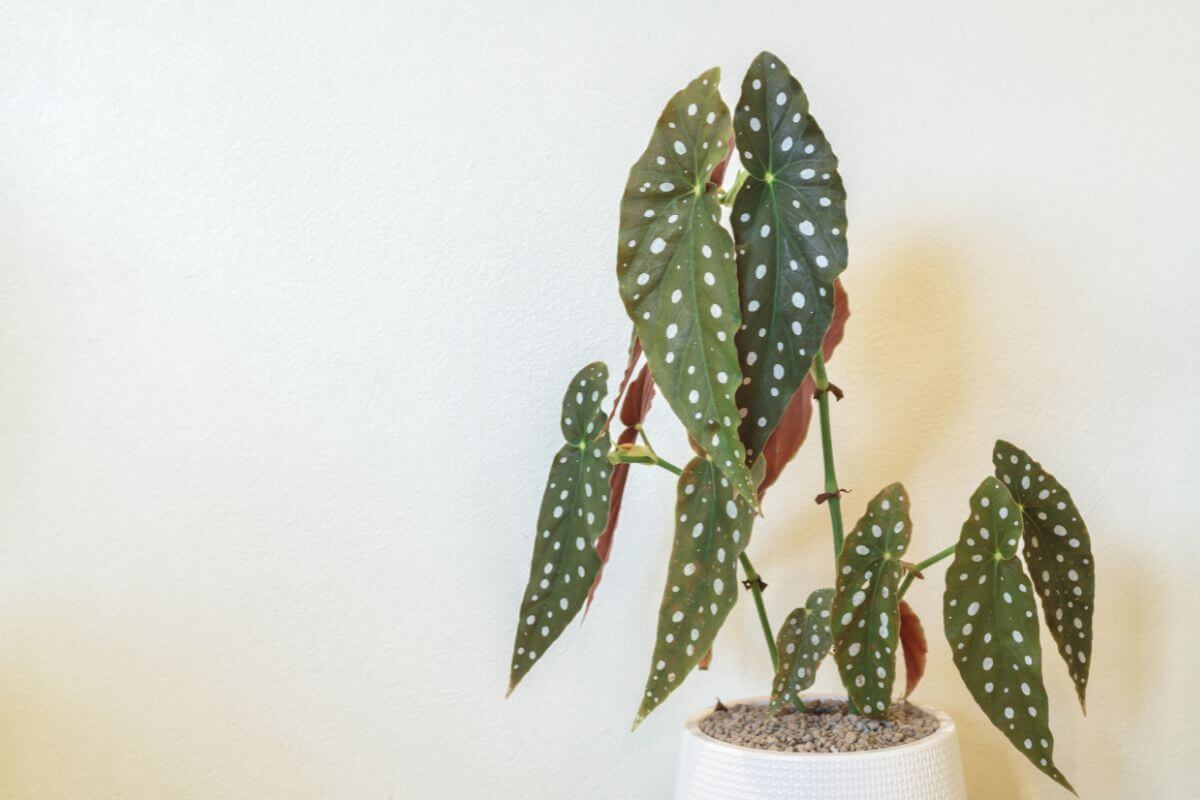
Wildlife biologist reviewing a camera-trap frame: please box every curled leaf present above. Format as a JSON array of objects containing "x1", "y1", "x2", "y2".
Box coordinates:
[
  {"x1": 509, "y1": 364, "x2": 613, "y2": 694},
  {"x1": 769, "y1": 588, "x2": 835, "y2": 713},
  {"x1": 898, "y1": 600, "x2": 928, "y2": 698},
  {"x1": 832, "y1": 483, "x2": 911, "y2": 718},
  {"x1": 993, "y1": 441, "x2": 1094, "y2": 712},
  {"x1": 944, "y1": 477, "x2": 1074, "y2": 794}
]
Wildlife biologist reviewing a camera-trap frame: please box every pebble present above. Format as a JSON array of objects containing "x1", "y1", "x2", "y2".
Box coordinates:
[{"x1": 698, "y1": 699, "x2": 939, "y2": 753}]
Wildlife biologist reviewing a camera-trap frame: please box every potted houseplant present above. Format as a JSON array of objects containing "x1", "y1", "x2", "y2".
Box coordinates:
[{"x1": 507, "y1": 51, "x2": 1094, "y2": 799}]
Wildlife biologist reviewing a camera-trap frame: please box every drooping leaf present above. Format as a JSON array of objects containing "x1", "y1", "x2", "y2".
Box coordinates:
[
  {"x1": 898, "y1": 600, "x2": 928, "y2": 698},
  {"x1": 616, "y1": 68, "x2": 757, "y2": 507},
  {"x1": 769, "y1": 588, "x2": 835, "y2": 713},
  {"x1": 508, "y1": 363, "x2": 613, "y2": 694},
  {"x1": 832, "y1": 483, "x2": 911, "y2": 718},
  {"x1": 993, "y1": 441, "x2": 1094, "y2": 712},
  {"x1": 635, "y1": 455, "x2": 756, "y2": 725},
  {"x1": 586, "y1": 365, "x2": 657, "y2": 614},
  {"x1": 758, "y1": 280, "x2": 850, "y2": 499},
  {"x1": 944, "y1": 477, "x2": 1075, "y2": 794},
  {"x1": 731, "y1": 51, "x2": 849, "y2": 463}
]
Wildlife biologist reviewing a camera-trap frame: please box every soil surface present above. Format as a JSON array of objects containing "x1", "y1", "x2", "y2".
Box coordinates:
[{"x1": 699, "y1": 699, "x2": 939, "y2": 753}]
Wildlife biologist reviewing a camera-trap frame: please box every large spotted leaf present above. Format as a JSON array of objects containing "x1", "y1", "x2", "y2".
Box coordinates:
[
  {"x1": 635, "y1": 456, "x2": 756, "y2": 725},
  {"x1": 994, "y1": 441, "x2": 1094, "y2": 711},
  {"x1": 731, "y1": 51, "x2": 848, "y2": 462},
  {"x1": 832, "y1": 483, "x2": 911, "y2": 718},
  {"x1": 616, "y1": 68, "x2": 756, "y2": 507},
  {"x1": 944, "y1": 477, "x2": 1075, "y2": 794},
  {"x1": 507, "y1": 363, "x2": 613, "y2": 694},
  {"x1": 769, "y1": 588, "x2": 834, "y2": 713}
]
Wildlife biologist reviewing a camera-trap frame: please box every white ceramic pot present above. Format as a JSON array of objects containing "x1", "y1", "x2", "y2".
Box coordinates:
[{"x1": 674, "y1": 695, "x2": 967, "y2": 800}]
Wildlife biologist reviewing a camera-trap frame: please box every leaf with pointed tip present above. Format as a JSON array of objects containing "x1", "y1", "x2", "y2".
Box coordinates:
[
  {"x1": 832, "y1": 483, "x2": 911, "y2": 718},
  {"x1": 616, "y1": 68, "x2": 757, "y2": 507},
  {"x1": 586, "y1": 365, "x2": 657, "y2": 614},
  {"x1": 769, "y1": 588, "x2": 835, "y2": 713},
  {"x1": 898, "y1": 600, "x2": 928, "y2": 698},
  {"x1": 508, "y1": 363, "x2": 613, "y2": 694},
  {"x1": 944, "y1": 477, "x2": 1075, "y2": 794},
  {"x1": 993, "y1": 441, "x2": 1094, "y2": 712},
  {"x1": 731, "y1": 51, "x2": 848, "y2": 463},
  {"x1": 635, "y1": 456, "x2": 756, "y2": 725},
  {"x1": 758, "y1": 280, "x2": 849, "y2": 499}
]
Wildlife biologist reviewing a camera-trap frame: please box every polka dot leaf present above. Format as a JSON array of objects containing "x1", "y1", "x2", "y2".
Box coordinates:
[
  {"x1": 831, "y1": 483, "x2": 911, "y2": 718},
  {"x1": 993, "y1": 440, "x2": 1094, "y2": 712},
  {"x1": 507, "y1": 363, "x2": 613, "y2": 695},
  {"x1": 944, "y1": 477, "x2": 1075, "y2": 795},
  {"x1": 635, "y1": 455, "x2": 756, "y2": 726},
  {"x1": 730, "y1": 51, "x2": 848, "y2": 462},
  {"x1": 616, "y1": 68, "x2": 757, "y2": 509},
  {"x1": 769, "y1": 588, "x2": 835, "y2": 714}
]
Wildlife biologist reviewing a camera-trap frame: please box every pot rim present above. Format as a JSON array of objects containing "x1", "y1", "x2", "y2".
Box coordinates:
[{"x1": 684, "y1": 693, "x2": 956, "y2": 760}]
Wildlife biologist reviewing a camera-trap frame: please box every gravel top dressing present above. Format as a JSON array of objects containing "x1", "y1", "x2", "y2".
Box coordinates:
[{"x1": 699, "y1": 699, "x2": 939, "y2": 753}]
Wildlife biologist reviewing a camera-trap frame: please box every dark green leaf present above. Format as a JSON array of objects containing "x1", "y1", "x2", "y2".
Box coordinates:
[
  {"x1": 769, "y1": 588, "x2": 835, "y2": 713},
  {"x1": 731, "y1": 51, "x2": 848, "y2": 462},
  {"x1": 635, "y1": 455, "x2": 756, "y2": 725},
  {"x1": 832, "y1": 483, "x2": 911, "y2": 718},
  {"x1": 616, "y1": 68, "x2": 757, "y2": 507},
  {"x1": 993, "y1": 441, "x2": 1094, "y2": 712},
  {"x1": 944, "y1": 477, "x2": 1075, "y2": 794},
  {"x1": 508, "y1": 363, "x2": 613, "y2": 694}
]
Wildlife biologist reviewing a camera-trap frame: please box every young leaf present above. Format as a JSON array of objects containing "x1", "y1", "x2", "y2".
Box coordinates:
[
  {"x1": 832, "y1": 483, "x2": 911, "y2": 718},
  {"x1": 586, "y1": 365, "x2": 657, "y2": 614},
  {"x1": 597, "y1": 333, "x2": 642, "y2": 439},
  {"x1": 616, "y1": 68, "x2": 757, "y2": 507},
  {"x1": 898, "y1": 600, "x2": 928, "y2": 698},
  {"x1": 993, "y1": 441, "x2": 1094, "y2": 712},
  {"x1": 769, "y1": 588, "x2": 835, "y2": 713},
  {"x1": 944, "y1": 477, "x2": 1075, "y2": 794},
  {"x1": 758, "y1": 280, "x2": 849, "y2": 499},
  {"x1": 731, "y1": 51, "x2": 849, "y2": 462},
  {"x1": 635, "y1": 456, "x2": 756, "y2": 726},
  {"x1": 508, "y1": 363, "x2": 613, "y2": 694}
]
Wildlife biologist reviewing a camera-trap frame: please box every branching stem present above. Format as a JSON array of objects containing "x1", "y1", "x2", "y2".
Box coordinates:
[
  {"x1": 739, "y1": 552, "x2": 778, "y2": 673},
  {"x1": 812, "y1": 352, "x2": 846, "y2": 561},
  {"x1": 898, "y1": 544, "x2": 957, "y2": 598}
]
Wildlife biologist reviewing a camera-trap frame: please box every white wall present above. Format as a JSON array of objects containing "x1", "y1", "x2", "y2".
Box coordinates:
[{"x1": 2, "y1": 2, "x2": 1197, "y2": 798}]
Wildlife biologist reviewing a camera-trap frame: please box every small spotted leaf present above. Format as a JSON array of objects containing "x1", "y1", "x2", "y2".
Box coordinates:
[
  {"x1": 757, "y1": 280, "x2": 849, "y2": 499},
  {"x1": 508, "y1": 363, "x2": 613, "y2": 695},
  {"x1": 832, "y1": 483, "x2": 911, "y2": 718},
  {"x1": 898, "y1": 600, "x2": 928, "y2": 698},
  {"x1": 616, "y1": 68, "x2": 757, "y2": 507},
  {"x1": 769, "y1": 588, "x2": 835, "y2": 713},
  {"x1": 994, "y1": 441, "x2": 1094, "y2": 711},
  {"x1": 944, "y1": 477, "x2": 1075, "y2": 794},
  {"x1": 731, "y1": 51, "x2": 848, "y2": 462},
  {"x1": 635, "y1": 455, "x2": 756, "y2": 725}
]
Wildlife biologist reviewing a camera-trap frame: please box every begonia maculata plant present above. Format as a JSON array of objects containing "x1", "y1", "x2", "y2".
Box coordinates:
[{"x1": 506, "y1": 51, "x2": 1094, "y2": 795}]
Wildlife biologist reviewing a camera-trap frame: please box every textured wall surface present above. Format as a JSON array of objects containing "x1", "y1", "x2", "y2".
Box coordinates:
[{"x1": 2, "y1": 2, "x2": 1198, "y2": 798}]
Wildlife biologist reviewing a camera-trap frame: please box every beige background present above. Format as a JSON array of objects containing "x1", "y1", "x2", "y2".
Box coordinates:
[{"x1": 2, "y1": 1, "x2": 1198, "y2": 798}]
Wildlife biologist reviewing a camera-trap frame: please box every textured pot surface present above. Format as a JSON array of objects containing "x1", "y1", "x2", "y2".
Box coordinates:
[{"x1": 674, "y1": 696, "x2": 967, "y2": 800}]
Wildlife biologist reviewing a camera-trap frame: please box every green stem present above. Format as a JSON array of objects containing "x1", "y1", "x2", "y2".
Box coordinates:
[
  {"x1": 739, "y1": 552, "x2": 778, "y2": 673},
  {"x1": 898, "y1": 544, "x2": 957, "y2": 598},
  {"x1": 812, "y1": 352, "x2": 846, "y2": 560},
  {"x1": 719, "y1": 169, "x2": 749, "y2": 207}
]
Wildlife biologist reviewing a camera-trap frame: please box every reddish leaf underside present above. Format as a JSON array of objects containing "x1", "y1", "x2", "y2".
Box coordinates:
[
  {"x1": 898, "y1": 600, "x2": 928, "y2": 698},
  {"x1": 757, "y1": 280, "x2": 850, "y2": 499},
  {"x1": 586, "y1": 365, "x2": 656, "y2": 614},
  {"x1": 597, "y1": 335, "x2": 643, "y2": 439}
]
